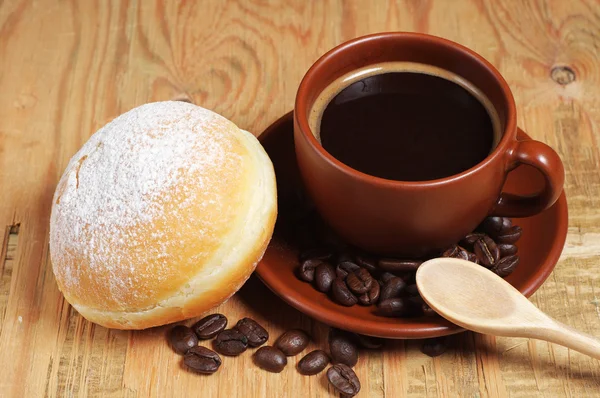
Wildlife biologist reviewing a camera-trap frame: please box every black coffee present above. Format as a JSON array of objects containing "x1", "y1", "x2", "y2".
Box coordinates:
[{"x1": 314, "y1": 66, "x2": 497, "y2": 181}]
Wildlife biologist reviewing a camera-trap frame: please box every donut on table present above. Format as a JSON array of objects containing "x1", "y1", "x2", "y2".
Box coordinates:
[{"x1": 50, "y1": 101, "x2": 277, "y2": 329}]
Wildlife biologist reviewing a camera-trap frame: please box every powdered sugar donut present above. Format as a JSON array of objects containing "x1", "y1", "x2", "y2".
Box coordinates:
[{"x1": 50, "y1": 101, "x2": 277, "y2": 329}]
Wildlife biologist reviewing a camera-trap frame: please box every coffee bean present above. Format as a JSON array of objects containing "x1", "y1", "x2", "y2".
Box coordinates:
[
  {"x1": 235, "y1": 317, "x2": 269, "y2": 347},
  {"x1": 421, "y1": 337, "x2": 447, "y2": 357},
  {"x1": 496, "y1": 225, "x2": 523, "y2": 244},
  {"x1": 336, "y1": 261, "x2": 360, "y2": 278},
  {"x1": 358, "y1": 280, "x2": 380, "y2": 305},
  {"x1": 183, "y1": 346, "x2": 222, "y2": 374},
  {"x1": 379, "y1": 277, "x2": 406, "y2": 301},
  {"x1": 297, "y1": 350, "x2": 330, "y2": 375},
  {"x1": 192, "y1": 314, "x2": 228, "y2": 340},
  {"x1": 378, "y1": 272, "x2": 396, "y2": 284},
  {"x1": 498, "y1": 243, "x2": 518, "y2": 257},
  {"x1": 462, "y1": 232, "x2": 486, "y2": 245},
  {"x1": 275, "y1": 329, "x2": 310, "y2": 356},
  {"x1": 405, "y1": 283, "x2": 419, "y2": 297},
  {"x1": 422, "y1": 303, "x2": 437, "y2": 317},
  {"x1": 334, "y1": 251, "x2": 353, "y2": 263},
  {"x1": 442, "y1": 245, "x2": 470, "y2": 261},
  {"x1": 331, "y1": 277, "x2": 358, "y2": 306},
  {"x1": 314, "y1": 262, "x2": 336, "y2": 292},
  {"x1": 378, "y1": 298, "x2": 409, "y2": 317},
  {"x1": 479, "y1": 216, "x2": 503, "y2": 234},
  {"x1": 501, "y1": 217, "x2": 513, "y2": 230},
  {"x1": 346, "y1": 268, "x2": 374, "y2": 295},
  {"x1": 479, "y1": 216, "x2": 512, "y2": 237},
  {"x1": 355, "y1": 255, "x2": 378, "y2": 273},
  {"x1": 378, "y1": 258, "x2": 422, "y2": 273},
  {"x1": 405, "y1": 295, "x2": 427, "y2": 316},
  {"x1": 400, "y1": 271, "x2": 416, "y2": 284},
  {"x1": 474, "y1": 235, "x2": 500, "y2": 267},
  {"x1": 467, "y1": 252, "x2": 479, "y2": 264},
  {"x1": 253, "y1": 346, "x2": 287, "y2": 373},
  {"x1": 214, "y1": 329, "x2": 248, "y2": 356},
  {"x1": 353, "y1": 333, "x2": 384, "y2": 349},
  {"x1": 493, "y1": 254, "x2": 520, "y2": 277},
  {"x1": 168, "y1": 325, "x2": 198, "y2": 355},
  {"x1": 299, "y1": 247, "x2": 334, "y2": 262},
  {"x1": 329, "y1": 329, "x2": 359, "y2": 367},
  {"x1": 297, "y1": 258, "x2": 322, "y2": 282},
  {"x1": 327, "y1": 364, "x2": 361, "y2": 397}
]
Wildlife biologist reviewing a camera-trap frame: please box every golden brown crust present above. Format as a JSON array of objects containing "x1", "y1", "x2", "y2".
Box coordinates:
[{"x1": 50, "y1": 102, "x2": 277, "y2": 329}]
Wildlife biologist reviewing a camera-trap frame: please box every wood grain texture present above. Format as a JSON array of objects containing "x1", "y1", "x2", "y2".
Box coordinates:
[{"x1": 1, "y1": 0, "x2": 599, "y2": 396}]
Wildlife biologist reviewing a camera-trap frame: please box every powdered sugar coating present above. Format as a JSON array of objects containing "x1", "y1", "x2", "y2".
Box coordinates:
[{"x1": 50, "y1": 101, "x2": 247, "y2": 311}]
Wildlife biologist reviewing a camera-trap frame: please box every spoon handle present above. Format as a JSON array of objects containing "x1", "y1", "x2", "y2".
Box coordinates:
[{"x1": 536, "y1": 321, "x2": 600, "y2": 360}]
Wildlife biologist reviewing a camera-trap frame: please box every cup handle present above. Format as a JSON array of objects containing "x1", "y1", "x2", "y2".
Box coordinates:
[{"x1": 491, "y1": 130, "x2": 565, "y2": 217}]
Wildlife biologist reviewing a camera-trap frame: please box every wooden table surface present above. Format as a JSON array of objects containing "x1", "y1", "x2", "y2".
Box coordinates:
[{"x1": 1, "y1": 0, "x2": 600, "y2": 396}]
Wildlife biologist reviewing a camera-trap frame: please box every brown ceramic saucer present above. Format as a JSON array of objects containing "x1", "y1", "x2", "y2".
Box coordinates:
[{"x1": 255, "y1": 111, "x2": 568, "y2": 339}]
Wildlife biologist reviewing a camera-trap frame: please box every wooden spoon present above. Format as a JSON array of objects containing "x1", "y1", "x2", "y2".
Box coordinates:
[{"x1": 416, "y1": 257, "x2": 600, "y2": 359}]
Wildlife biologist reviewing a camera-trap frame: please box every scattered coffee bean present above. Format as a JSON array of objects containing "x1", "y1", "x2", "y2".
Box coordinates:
[
  {"x1": 236, "y1": 317, "x2": 269, "y2": 347},
  {"x1": 405, "y1": 283, "x2": 419, "y2": 297},
  {"x1": 346, "y1": 268, "x2": 374, "y2": 295},
  {"x1": 184, "y1": 346, "x2": 222, "y2": 374},
  {"x1": 379, "y1": 272, "x2": 396, "y2": 284},
  {"x1": 442, "y1": 245, "x2": 470, "y2": 261},
  {"x1": 331, "y1": 277, "x2": 358, "y2": 306},
  {"x1": 297, "y1": 350, "x2": 330, "y2": 375},
  {"x1": 275, "y1": 329, "x2": 310, "y2": 356},
  {"x1": 378, "y1": 258, "x2": 422, "y2": 273},
  {"x1": 400, "y1": 271, "x2": 417, "y2": 284},
  {"x1": 493, "y1": 254, "x2": 520, "y2": 277},
  {"x1": 297, "y1": 258, "x2": 322, "y2": 282},
  {"x1": 253, "y1": 346, "x2": 287, "y2": 373},
  {"x1": 462, "y1": 232, "x2": 486, "y2": 245},
  {"x1": 496, "y1": 225, "x2": 523, "y2": 244},
  {"x1": 214, "y1": 329, "x2": 248, "y2": 356},
  {"x1": 405, "y1": 295, "x2": 427, "y2": 316},
  {"x1": 358, "y1": 281, "x2": 380, "y2": 305},
  {"x1": 329, "y1": 329, "x2": 359, "y2": 367},
  {"x1": 480, "y1": 216, "x2": 511, "y2": 237},
  {"x1": 474, "y1": 235, "x2": 500, "y2": 267},
  {"x1": 355, "y1": 255, "x2": 378, "y2": 273},
  {"x1": 327, "y1": 364, "x2": 361, "y2": 397},
  {"x1": 422, "y1": 303, "x2": 437, "y2": 317},
  {"x1": 335, "y1": 252, "x2": 355, "y2": 265},
  {"x1": 315, "y1": 262, "x2": 336, "y2": 292},
  {"x1": 192, "y1": 314, "x2": 228, "y2": 340},
  {"x1": 467, "y1": 252, "x2": 479, "y2": 263},
  {"x1": 168, "y1": 325, "x2": 198, "y2": 355},
  {"x1": 336, "y1": 261, "x2": 360, "y2": 278},
  {"x1": 421, "y1": 337, "x2": 448, "y2": 357},
  {"x1": 294, "y1": 216, "x2": 523, "y2": 319},
  {"x1": 299, "y1": 247, "x2": 334, "y2": 262},
  {"x1": 378, "y1": 298, "x2": 409, "y2": 317},
  {"x1": 353, "y1": 333, "x2": 384, "y2": 349},
  {"x1": 498, "y1": 243, "x2": 518, "y2": 257},
  {"x1": 379, "y1": 277, "x2": 406, "y2": 301}
]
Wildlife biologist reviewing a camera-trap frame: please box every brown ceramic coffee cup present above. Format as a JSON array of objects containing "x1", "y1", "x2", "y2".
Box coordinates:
[{"x1": 294, "y1": 32, "x2": 564, "y2": 257}]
